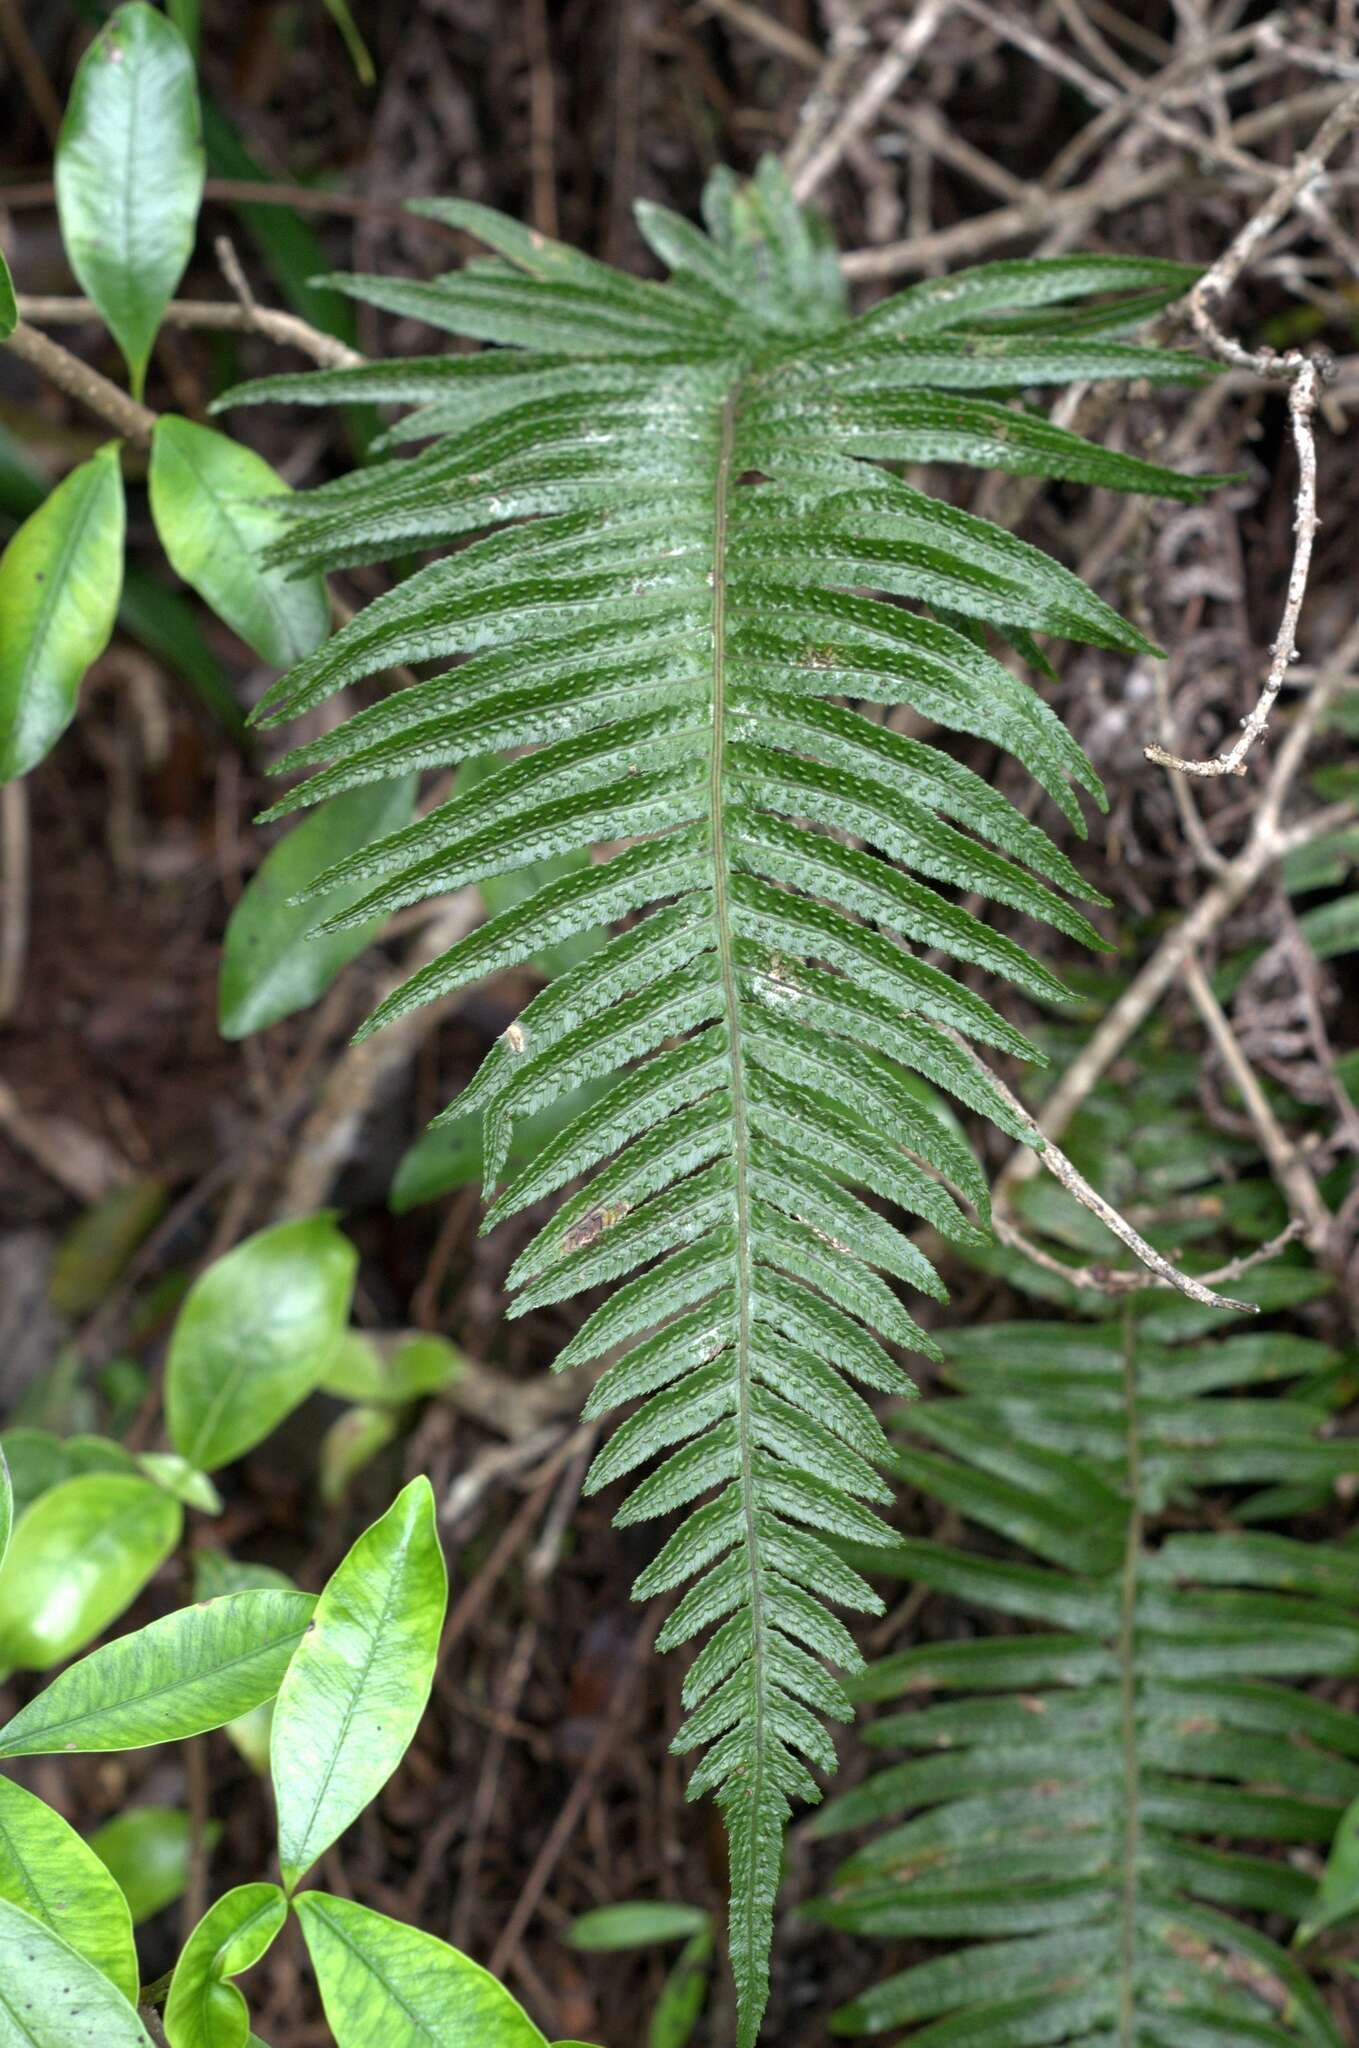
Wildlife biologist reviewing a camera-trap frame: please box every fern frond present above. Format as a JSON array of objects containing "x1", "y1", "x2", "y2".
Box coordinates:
[
  {"x1": 811, "y1": 1306, "x2": 1358, "y2": 2047},
  {"x1": 222, "y1": 159, "x2": 1219, "y2": 2043}
]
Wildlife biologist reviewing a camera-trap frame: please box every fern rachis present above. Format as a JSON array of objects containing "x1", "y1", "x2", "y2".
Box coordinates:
[{"x1": 223, "y1": 161, "x2": 1222, "y2": 2041}]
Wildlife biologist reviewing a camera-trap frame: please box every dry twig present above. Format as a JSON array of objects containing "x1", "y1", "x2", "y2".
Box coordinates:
[
  {"x1": 1146, "y1": 86, "x2": 1359, "y2": 779},
  {"x1": 16, "y1": 292, "x2": 364, "y2": 371},
  {"x1": 789, "y1": 3, "x2": 948, "y2": 202},
  {"x1": 1183, "y1": 956, "x2": 1333, "y2": 1254}
]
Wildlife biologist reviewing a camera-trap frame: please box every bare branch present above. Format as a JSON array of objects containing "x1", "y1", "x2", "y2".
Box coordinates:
[
  {"x1": 1182, "y1": 956, "x2": 1333, "y2": 1254},
  {"x1": 1145, "y1": 362, "x2": 1320, "y2": 778},
  {"x1": 993, "y1": 1213, "x2": 1305, "y2": 1297},
  {"x1": 3, "y1": 319, "x2": 159, "y2": 443},
  {"x1": 976, "y1": 1055, "x2": 1260, "y2": 1313},
  {"x1": 789, "y1": 4, "x2": 949, "y2": 203},
  {"x1": 16, "y1": 293, "x2": 365, "y2": 371}
]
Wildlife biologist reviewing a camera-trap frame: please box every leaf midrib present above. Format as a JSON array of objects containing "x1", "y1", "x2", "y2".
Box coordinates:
[
  {"x1": 0, "y1": 1610, "x2": 310, "y2": 1753},
  {"x1": 710, "y1": 378, "x2": 770, "y2": 1992}
]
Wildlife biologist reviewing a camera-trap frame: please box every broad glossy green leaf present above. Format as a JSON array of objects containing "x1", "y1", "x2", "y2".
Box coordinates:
[
  {"x1": 166, "y1": 1215, "x2": 357, "y2": 1471},
  {"x1": 295, "y1": 1892, "x2": 547, "y2": 2047},
  {"x1": 54, "y1": 3, "x2": 204, "y2": 395},
  {"x1": 0, "y1": 443, "x2": 124, "y2": 782},
  {"x1": 89, "y1": 1806, "x2": 220, "y2": 1925},
  {"x1": 165, "y1": 1883, "x2": 286, "y2": 2048},
  {"x1": 218, "y1": 778, "x2": 417, "y2": 1038},
  {"x1": 0, "y1": 1474, "x2": 179, "y2": 1674},
  {"x1": 0, "y1": 1894, "x2": 154, "y2": 2046},
  {"x1": 271, "y1": 1477, "x2": 447, "y2": 1890},
  {"x1": 0, "y1": 251, "x2": 14, "y2": 341},
  {"x1": 150, "y1": 418, "x2": 329, "y2": 666},
  {"x1": 320, "y1": 1331, "x2": 462, "y2": 1406},
  {"x1": 0, "y1": 1776, "x2": 137, "y2": 1998},
  {"x1": 1299, "y1": 893, "x2": 1359, "y2": 964},
  {"x1": 0, "y1": 1589, "x2": 316, "y2": 1757},
  {"x1": 568, "y1": 1902, "x2": 710, "y2": 1951}
]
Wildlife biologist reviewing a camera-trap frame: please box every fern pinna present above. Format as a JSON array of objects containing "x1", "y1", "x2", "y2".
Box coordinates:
[
  {"x1": 223, "y1": 161, "x2": 1221, "y2": 2039},
  {"x1": 811, "y1": 1297, "x2": 1359, "y2": 2047}
]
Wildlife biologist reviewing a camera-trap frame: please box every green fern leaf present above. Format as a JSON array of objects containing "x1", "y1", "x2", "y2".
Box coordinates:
[
  {"x1": 811, "y1": 1308, "x2": 1358, "y2": 2047},
  {"x1": 223, "y1": 160, "x2": 1218, "y2": 2043}
]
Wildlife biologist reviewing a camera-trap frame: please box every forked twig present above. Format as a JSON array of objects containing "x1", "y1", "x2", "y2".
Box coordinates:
[
  {"x1": 1146, "y1": 85, "x2": 1359, "y2": 779},
  {"x1": 789, "y1": 3, "x2": 948, "y2": 202},
  {"x1": 976, "y1": 1055, "x2": 1260, "y2": 1313}
]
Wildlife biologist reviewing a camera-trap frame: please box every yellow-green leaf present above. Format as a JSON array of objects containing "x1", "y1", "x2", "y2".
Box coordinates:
[
  {"x1": 0, "y1": 1474, "x2": 179, "y2": 1674},
  {"x1": 0, "y1": 443, "x2": 124, "y2": 782},
  {"x1": 165, "y1": 1883, "x2": 286, "y2": 2048},
  {"x1": 0, "y1": 1895, "x2": 154, "y2": 2045},
  {"x1": 295, "y1": 1892, "x2": 548, "y2": 2048},
  {"x1": 271, "y1": 1478, "x2": 447, "y2": 1890},
  {"x1": 0, "y1": 1777, "x2": 138, "y2": 2000}
]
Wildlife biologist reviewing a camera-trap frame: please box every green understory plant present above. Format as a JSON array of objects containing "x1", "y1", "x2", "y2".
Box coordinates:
[
  {"x1": 807, "y1": 1292, "x2": 1359, "y2": 2045},
  {"x1": 568, "y1": 1900, "x2": 716, "y2": 2048},
  {"x1": 217, "y1": 157, "x2": 1230, "y2": 2038},
  {"x1": 0, "y1": 1478, "x2": 594, "y2": 2048},
  {"x1": 0, "y1": 1213, "x2": 358, "y2": 1678},
  {"x1": 0, "y1": 2, "x2": 335, "y2": 779}
]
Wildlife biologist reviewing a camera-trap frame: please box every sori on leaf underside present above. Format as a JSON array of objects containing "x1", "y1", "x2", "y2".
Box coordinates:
[{"x1": 219, "y1": 157, "x2": 1225, "y2": 2043}]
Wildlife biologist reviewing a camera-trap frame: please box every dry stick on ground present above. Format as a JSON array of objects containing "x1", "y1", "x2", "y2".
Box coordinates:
[
  {"x1": 523, "y1": 0, "x2": 560, "y2": 240},
  {"x1": 0, "y1": 174, "x2": 438, "y2": 230},
  {"x1": 449, "y1": 1426, "x2": 597, "y2": 1952},
  {"x1": 781, "y1": 0, "x2": 873, "y2": 186},
  {"x1": 488, "y1": 1596, "x2": 667, "y2": 1984},
  {"x1": 788, "y1": 2, "x2": 948, "y2": 203},
  {"x1": 4, "y1": 280, "x2": 363, "y2": 446},
  {"x1": 839, "y1": 80, "x2": 1353, "y2": 277},
  {"x1": 1182, "y1": 956, "x2": 1334, "y2": 1255},
  {"x1": 0, "y1": 778, "x2": 29, "y2": 1023},
  {"x1": 991, "y1": 1213, "x2": 1306, "y2": 1297},
  {"x1": 1145, "y1": 85, "x2": 1359, "y2": 779},
  {"x1": 968, "y1": 1050, "x2": 1260, "y2": 1313},
  {"x1": 15, "y1": 292, "x2": 364, "y2": 371},
  {"x1": 1000, "y1": 615, "x2": 1359, "y2": 1203}
]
